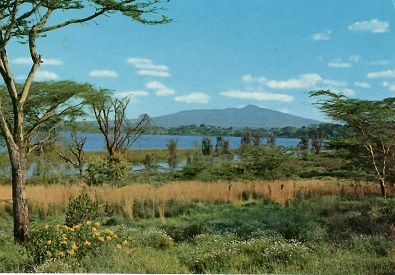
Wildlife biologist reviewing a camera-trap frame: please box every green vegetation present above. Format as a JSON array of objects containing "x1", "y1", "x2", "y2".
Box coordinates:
[{"x1": 1, "y1": 191, "x2": 395, "y2": 273}]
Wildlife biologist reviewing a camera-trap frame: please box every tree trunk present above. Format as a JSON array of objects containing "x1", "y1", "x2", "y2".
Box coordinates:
[
  {"x1": 379, "y1": 178, "x2": 387, "y2": 199},
  {"x1": 9, "y1": 143, "x2": 29, "y2": 243}
]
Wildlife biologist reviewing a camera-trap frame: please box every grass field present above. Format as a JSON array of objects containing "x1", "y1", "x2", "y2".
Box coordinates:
[
  {"x1": 1, "y1": 175, "x2": 395, "y2": 273},
  {"x1": 0, "y1": 179, "x2": 388, "y2": 219}
]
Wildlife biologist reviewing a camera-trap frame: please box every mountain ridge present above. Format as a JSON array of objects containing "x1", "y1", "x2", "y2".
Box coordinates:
[{"x1": 149, "y1": 105, "x2": 322, "y2": 129}]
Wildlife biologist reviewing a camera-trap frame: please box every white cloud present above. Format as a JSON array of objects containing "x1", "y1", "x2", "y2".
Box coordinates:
[
  {"x1": 370, "y1": 60, "x2": 390, "y2": 66},
  {"x1": 34, "y1": 70, "x2": 59, "y2": 80},
  {"x1": 349, "y1": 55, "x2": 361, "y2": 63},
  {"x1": 128, "y1": 58, "x2": 170, "y2": 78},
  {"x1": 367, "y1": 70, "x2": 395, "y2": 78},
  {"x1": 243, "y1": 73, "x2": 347, "y2": 91},
  {"x1": 348, "y1": 19, "x2": 389, "y2": 33},
  {"x1": 145, "y1": 81, "x2": 175, "y2": 96},
  {"x1": 138, "y1": 70, "x2": 170, "y2": 78},
  {"x1": 354, "y1": 81, "x2": 371, "y2": 88},
  {"x1": 328, "y1": 62, "x2": 352, "y2": 68},
  {"x1": 322, "y1": 79, "x2": 347, "y2": 86},
  {"x1": 13, "y1": 57, "x2": 62, "y2": 65},
  {"x1": 242, "y1": 74, "x2": 267, "y2": 83},
  {"x1": 267, "y1": 73, "x2": 322, "y2": 89},
  {"x1": 89, "y1": 70, "x2": 118, "y2": 78},
  {"x1": 127, "y1": 58, "x2": 169, "y2": 71},
  {"x1": 13, "y1": 57, "x2": 32, "y2": 64},
  {"x1": 116, "y1": 90, "x2": 149, "y2": 98},
  {"x1": 311, "y1": 30, "x2": 331, "y2": 41},
  {"x1": 175, "y1": 92, "x2": 210, "y2": 104},
  {"x1": 220, "y1": 90, "x2": 294, "y2": 102},
  {"x1": 382, "y1": 81, "x2": 395, "y2": 91}
]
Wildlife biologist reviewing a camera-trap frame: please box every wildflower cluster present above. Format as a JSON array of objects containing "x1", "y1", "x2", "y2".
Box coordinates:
[
  {"x1": 177, "y1": 233, "x2": 313, "y2": 273},
  {"x1": 25, "y1": 221, "x2": 131, "y2": 265}
]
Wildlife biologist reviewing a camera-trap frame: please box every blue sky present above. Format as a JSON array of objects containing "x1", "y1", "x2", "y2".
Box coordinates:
[{"x1": 8, "y1": 0, "x2": 395, "y2": 122}]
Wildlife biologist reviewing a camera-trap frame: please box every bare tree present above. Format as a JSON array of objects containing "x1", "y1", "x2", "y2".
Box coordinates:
[
  {"x1": 0, "y1": 1, "x2": 170, "y2": 242},
  {"x1": 55, "y1": 129, "x2": 87, "y2": 176},
  {"x1": 91, "y1": 94, "x2": 151, "y2": 158}
]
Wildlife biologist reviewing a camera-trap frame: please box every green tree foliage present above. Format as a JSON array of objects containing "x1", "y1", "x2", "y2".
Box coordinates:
[
  {"x1": 167, "y1": 138, "x2": 178, "y2": 169},
  {"x1": 238, "y1": 144, "x2": 293, "y2": 181},
  {"x1": 311, "y1": 90, "x2": 395, "y2": 198},
  {"x1": 201, "y1": 137, "x2": 212, "y2": 156},
  {"x1": 0, "y1": 0, "x2": 170, "y2": 242}
]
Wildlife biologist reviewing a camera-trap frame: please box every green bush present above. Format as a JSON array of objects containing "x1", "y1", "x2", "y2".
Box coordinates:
[
  {"x1": 25, "y1": 221, "x2": 131, "y2": 266},
  {"x1": 85, "y1": 156, "x2": 129, "y2": 186},
  {"x1": 128, "y1": 227, "x2": 174, "y2": 249},
  {"x1": 65, "y1": 191, "x2": 102, "y2": 227}
]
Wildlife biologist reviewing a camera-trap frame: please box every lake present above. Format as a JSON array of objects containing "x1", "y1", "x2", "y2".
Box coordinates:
[{"x1": 65, "y1": 134, "x2": 301, "y2": 151}]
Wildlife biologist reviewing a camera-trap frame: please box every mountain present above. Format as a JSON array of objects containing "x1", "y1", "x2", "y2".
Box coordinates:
[{"x1": 149, "y1": 105, "x2": 321, "y2": 129}]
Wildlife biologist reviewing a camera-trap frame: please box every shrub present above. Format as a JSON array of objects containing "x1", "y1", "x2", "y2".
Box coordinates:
[
  {"x1": 163, "y1": 222, "x2": 202, "y2": 242},
  {"x1": 25, "y1": 221, "x2": 131, "y2": 266},
  {"x1": 85, "y1": 156, "x2": 129, "y2": 186},
  {"x1": 65, "y1": 191, "x2": 102, "y2": 227},
  {"x1": 129, "y1": 227, "x2": 174, "y2": 249}
]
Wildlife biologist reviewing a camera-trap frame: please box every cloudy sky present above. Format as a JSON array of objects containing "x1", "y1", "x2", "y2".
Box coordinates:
[{"x1": 8, "y1": 0, "x2": 395, "y2": 121}]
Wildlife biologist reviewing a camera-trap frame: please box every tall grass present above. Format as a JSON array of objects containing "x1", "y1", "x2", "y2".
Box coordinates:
[{"x1": 0, "y1": 179, "x2": 389, "y2": 218}]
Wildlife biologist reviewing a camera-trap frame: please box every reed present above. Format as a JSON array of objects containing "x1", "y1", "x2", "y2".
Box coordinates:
[{"x1": 0, "y1": 179, "x2": 388, "y2": 218}]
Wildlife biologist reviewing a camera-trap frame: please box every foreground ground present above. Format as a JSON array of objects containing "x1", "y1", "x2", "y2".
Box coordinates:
[{"x1": 0, "y1": 179, "x2": 395, "y2": 273}]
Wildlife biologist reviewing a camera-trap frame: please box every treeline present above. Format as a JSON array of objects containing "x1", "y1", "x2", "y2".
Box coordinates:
[
  {"x1": 147, "y1": 122, "x2": 349, "y2": 139},
  {"x1": 71, "y1": 120, "x2": 349, "y2": 139}
]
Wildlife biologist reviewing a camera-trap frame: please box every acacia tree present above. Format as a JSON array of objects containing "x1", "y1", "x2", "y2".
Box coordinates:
[
  {"x1": 311, "y1": 90, "x2": 395, "y2": 198},
  {"x1": 0, "y1": 1, "x2": 170, "y2": 243}
]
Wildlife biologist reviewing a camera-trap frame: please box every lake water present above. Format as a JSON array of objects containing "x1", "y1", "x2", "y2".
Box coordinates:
[{"x1": 68, "y1": 134, "x2": 301, "y2": 151}]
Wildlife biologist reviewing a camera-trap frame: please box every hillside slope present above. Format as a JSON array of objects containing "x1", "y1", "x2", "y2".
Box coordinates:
[{"x1": 150, "y1": 105, "x2": 321, "y2": 129}]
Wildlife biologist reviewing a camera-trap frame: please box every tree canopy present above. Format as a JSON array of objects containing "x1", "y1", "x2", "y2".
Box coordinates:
[
  {"x1": 0, "y1": 0, "x2": 171, "y2": 242},
  {"x1": 310, "y1": 90, "x2": 395, "y2": 198}
]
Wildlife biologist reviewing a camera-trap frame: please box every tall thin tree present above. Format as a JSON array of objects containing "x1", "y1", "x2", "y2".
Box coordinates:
[{"x1": 0, "y1": 1, "x2": 170, "y2": 243}]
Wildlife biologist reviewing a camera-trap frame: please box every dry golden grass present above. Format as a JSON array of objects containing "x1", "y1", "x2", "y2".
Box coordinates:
[{"x1": 0, "y1": 179, "x2": 389, "y2": 216}]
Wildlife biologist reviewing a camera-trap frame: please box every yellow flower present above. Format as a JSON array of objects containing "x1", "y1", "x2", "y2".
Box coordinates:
[
  {"x1": 91, "y1": 227, "x2": 97, "y2": 232},
  {"x1": 68, "y1": 227, "x2": 75, "y2": 232},
  {"x1": 73, "y1": 224, "x2": 81, "y2": 230},
  {"x1": 106, "y1": 236, "x2": 112, "y2": 241},
  {"x1": 94, "y1": 222, "x2": 101, "y2": 227},
  {"x1": 113, "y1": 234, "x2": 118, "y2": 239},
  {"x1": 67, "y1": 249, "x2": 75, "y2": 256},
  {"x1": 94, "y1": 232, "x2": 101, "y2": 237},
  {"x1": 71, "y1": 242, "x2": 77, "y2": 250},
  {"x1": 84, "y1": 240, "x2": 91, "y2": 246},
  {"x1": 57, "y1": 251, "x2": 65, "y2": 257},
  {"x1": 86, "y1": 221, "x2": 92, "y2": 226},
  {"x1": 56, "y1": 224, "x2": 61, "y2": 229},
  {"x1": 105, "y1": 228, "x2": 115, "y2": 235},
  {"x1": 98, "y1": 237, "x2": 105, "y2": 242},
  {"x1": 116, "y1": 244, "x2": 122, "y2": 250},
  {"x1": 43, "y1": 224, "x2": 49, "y2": 230},
  {"x1": 122, "y1": 240, "x2": 128, "y2": 245},
  {"x1": 62, "y1": 234, "x2": 67, "y2": 240},
  {"x1": 46, "y1": 251, "x2": 52, "y2": 257},
  {"x1": 61, "y1": 240, "x2": 67, "y2": 245},
  {"x1": 47, "y1": 240, "x2": 52, "y2": 245}
]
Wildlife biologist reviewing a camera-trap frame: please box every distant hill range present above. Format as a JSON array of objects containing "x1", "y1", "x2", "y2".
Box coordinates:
[{"x1": 149, "y1": 105, "x2": 321, "y2": 129}]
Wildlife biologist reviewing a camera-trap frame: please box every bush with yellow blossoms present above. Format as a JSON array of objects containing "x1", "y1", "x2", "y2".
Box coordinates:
[{"x1": 25, "y1": 221, "x2": 131, "y2": 265}]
